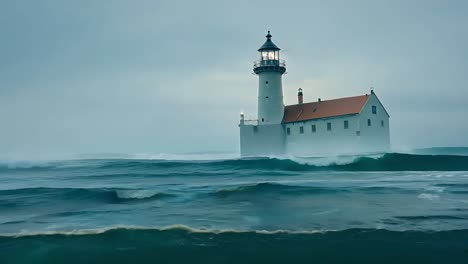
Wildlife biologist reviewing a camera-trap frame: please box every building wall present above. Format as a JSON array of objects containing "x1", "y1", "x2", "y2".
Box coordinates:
[
  {"x1": 285, "y1": 115, "x2": 362, "y2": 156},
  {"x1": 239, "y1": 123, "x2": 285, "y2": 156},
  {"x1": 357, "y1": 93, "x2": 391, "y2": 153},
  {"x1": 257, "y1": 72, "x2": 284, "y2": 125},
  {"x1": 284, "y1": 93, "x2": 390, "y2": 156}
]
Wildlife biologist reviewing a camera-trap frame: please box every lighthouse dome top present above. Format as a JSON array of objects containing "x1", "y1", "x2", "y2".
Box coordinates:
[{"x1": 258, "y1": 31, "x2": 280, "y2": 51}]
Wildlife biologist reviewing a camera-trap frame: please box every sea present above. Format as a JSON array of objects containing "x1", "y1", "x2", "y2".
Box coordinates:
[{"x1": 1, "y1": 148, "x2": 468, "y2": 263}]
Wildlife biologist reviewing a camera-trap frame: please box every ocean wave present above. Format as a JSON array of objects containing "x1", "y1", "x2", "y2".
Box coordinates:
[
  {"x1": 212, "y1": 182, "x2": 344, "y2": 197},
  {"x1": 434, "y1": 183, "x2": 468, "y2": 194},
  {"x1": 211, "y1": 182, "x2": 414, "y2": 198},
  {"x1": 395, "y1": 215, "x2": 468, "y2": 221},
  {"x1": 418, "y1": 193, "x2": 440, "y2": 201},
  {"x1": 217, "y1": 153, "x2": 468, "y2": 171},
  {"x1": 0, "y1": 224, "x2": 329, "y2": 237},
  {"x1": 0, "y1": 224, "x2": 465, "y2": 238},
  {"x1": 1, "y1": 225, "x2": 467, "y2": 264},
  {"x1": 0, "y1": 187, "x2": 173, "y2": 206},
  {"x1": 91, "y1": 153, "x2": 468, "y2": 171},
  {"x1": 2, "y1": 153, "x2": 468, "y2": 172},
  {"x1": 115, "y1": 189, "x2": 173, "y2": 200}
]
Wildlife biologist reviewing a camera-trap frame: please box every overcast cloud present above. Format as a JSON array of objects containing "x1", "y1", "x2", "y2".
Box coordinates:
[{"x1": 1, "y1": 0, "x2": 467, "y2": 159}]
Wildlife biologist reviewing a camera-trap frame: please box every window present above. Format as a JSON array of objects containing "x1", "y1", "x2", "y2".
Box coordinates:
[
  {"x1": 262, "y1": 118, "x2": 264, "y2": 122},
  {"x1": 344, "y1": 120, "x2": 349, "y2": 129},
  {"x1": 327, "y1": 122, "x2": 332, "y2": 131},
  {"x1": 300, "y1": 126, "x2": 304, "y2": 134},
  {"x1": 368, "y1": 119, "x2": 371, "y2": 126},
  {"x1": 265, "y1": 81, "x2": 268, "y2": 84},
  {"x1": 372, "y1": 106, "x2": 377, "y2": 114},
  {"x1": 311, "y1": 124, "x2": 316, "y2": 133},
  {"x1": 381, "y1": 120, "x2": 384, "y2": 127},
  {"x1": 286, "y1": 127, "x2": 290, "y2": 135},
  {"x1": 268, "y1": 51, "x2": 275, "y2": 60},
  {"x1": 262, "y1": 51, "x2": 277, "y2": 60}
]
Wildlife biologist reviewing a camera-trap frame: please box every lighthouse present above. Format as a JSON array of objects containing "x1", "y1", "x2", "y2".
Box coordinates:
[
  {"x1": 239, "y1": 31, "x2": 391, "y2": 157},
  {"x1": 253, "y1": 31, "x2": 286, "y2": 125}
]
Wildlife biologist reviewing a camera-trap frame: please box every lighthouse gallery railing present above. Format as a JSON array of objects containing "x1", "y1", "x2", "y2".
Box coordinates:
[{"x1": 253, "y1": 59, "x2": 286, "y2": 69}]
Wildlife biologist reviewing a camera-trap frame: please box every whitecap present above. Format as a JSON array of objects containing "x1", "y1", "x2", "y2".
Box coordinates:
[
  {"x1": 425, "y1": 186, "x2": 445, "y2": 193},
  {"x1": 115, "y1": 190, "x2": 162, "y2": 199},
  {"x1": 418, "y1": 193, "x2": 440, "y2": 201},
  {"x1": 1, "y1": 224, "x2": 333, "y2": 237}
]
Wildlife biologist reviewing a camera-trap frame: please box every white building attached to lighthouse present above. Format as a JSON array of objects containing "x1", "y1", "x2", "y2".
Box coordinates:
[{"x1": 239, "y1": 32, "x2": 390, "y2": 157}]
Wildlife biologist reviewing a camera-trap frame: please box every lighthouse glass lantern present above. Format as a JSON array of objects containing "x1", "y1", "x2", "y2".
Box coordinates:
[
  {"x1": 253, "y1": 31, "x2": 286, "y2": 74},
  {"x1": 261, "y1": 50, "x2": 279, "y2": 61},
  {"x1": 258, "y1": 31, "x2": 281, "y2": 66}
]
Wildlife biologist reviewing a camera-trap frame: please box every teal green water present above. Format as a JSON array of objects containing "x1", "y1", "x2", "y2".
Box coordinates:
[
  {"x1": 2, "y1": 228, "x2": 468, "y2": 264},
  {"x1": 1, "y1": 150, "x2": 468, "y2": 263}
]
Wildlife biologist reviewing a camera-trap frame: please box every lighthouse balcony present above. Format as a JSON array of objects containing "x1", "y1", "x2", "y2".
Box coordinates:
[
  {"x1": 244, "y1": 119, "x2": 259, "y2": 125},
  {"x1": 253, "y1": 59, "x2": 286, "y2": 74}
]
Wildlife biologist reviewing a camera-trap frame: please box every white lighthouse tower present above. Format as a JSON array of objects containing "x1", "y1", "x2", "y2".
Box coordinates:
[
  {"x1": 254, "y1": 31, "x2": 286, "y2": 125},
  {"x1": 239, "y1": 31, "x2": 287, "y2": 156}
]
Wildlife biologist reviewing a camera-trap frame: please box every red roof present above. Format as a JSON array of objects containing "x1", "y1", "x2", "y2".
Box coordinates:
[{"x1": 282, "y1": 94, "x2": 369, "y2": 123}]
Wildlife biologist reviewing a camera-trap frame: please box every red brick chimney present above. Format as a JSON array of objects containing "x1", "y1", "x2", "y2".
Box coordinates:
[{"x1": 298, "y1": 88, "x2": 303, "y2": 104}]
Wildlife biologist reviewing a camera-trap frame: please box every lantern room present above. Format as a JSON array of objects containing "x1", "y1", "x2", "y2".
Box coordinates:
[{"x1": 253, "y1": 31, "x2": 286, "y2": 74}]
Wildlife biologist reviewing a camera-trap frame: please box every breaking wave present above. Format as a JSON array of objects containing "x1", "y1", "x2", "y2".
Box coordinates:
[
  {"x1": 224, "y1": 153, "x2": 468, "y2": 171},
  {"x1": 0, "y1": 226, "x2": 467, "y2": 264},
  {"x1": 0, "y1": 187, "x2": 173, "y2": 207},
  {"x1": 211, "y1": 182, "x2": 412, "y2": 198},
  {"x1": 1, "y1": 153, "x2": 468, "y2": 173}
]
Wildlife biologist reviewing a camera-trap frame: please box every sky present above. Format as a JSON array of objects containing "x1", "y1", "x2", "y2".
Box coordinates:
[{"x1": 1, "y1": 0, "x2": 467, "y2": 158}]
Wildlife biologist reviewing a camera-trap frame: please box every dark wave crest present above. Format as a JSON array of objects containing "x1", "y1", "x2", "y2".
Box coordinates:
[
  {"x1": 395, "y1": 215, "x2": 468, "y2": 221},
  {"x1": 332, "y1": 153, "x2": 468, "y2": 171},
  {"x1": 1, "y1": 226, "x2": 467, "y2": 264},
  {"x1": 95, "y1": 152, "x2": 468, "y2": 171},
  {"x1": 2, "y1": 153, "x2": 468, "y2": 173},
  {"x1": 212, "y1": 182, "x2": 319, "y2": 197},
  {"x1": 206, "y1": 153, "x2": 468, "y2": 171},
  {"x1": 212, "y1": 182, "x2": 415, "y2": 198},
  {"x1": 0, "y1": 187, "x2": 173, "y2": 208}
]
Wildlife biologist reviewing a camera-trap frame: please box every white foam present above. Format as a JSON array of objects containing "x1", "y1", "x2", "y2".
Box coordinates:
[
  {"x1": 115, "y1": 190, "x2": 161, "y2": 199},
  {"x1": 0, "y1": 224, "x2": 331, "y2": 238},
  {"x1": 287, "y1": 153, "x2": 385, "y2": 167},
  {"x1": 418, "y1": 193, "x2": 440, "y2": 201},
  {"x1": 425, "y1": 186, "x2": 445, "y2": 193}
]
